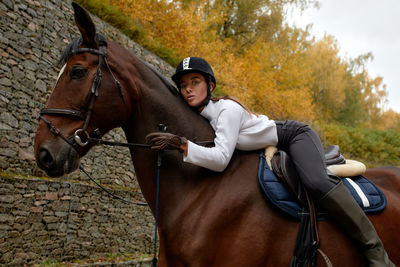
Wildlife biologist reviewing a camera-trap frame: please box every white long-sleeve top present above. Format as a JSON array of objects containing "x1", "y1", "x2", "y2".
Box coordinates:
[{"x1": 183, "y1": 99, "x2": 278, "y2": 172}]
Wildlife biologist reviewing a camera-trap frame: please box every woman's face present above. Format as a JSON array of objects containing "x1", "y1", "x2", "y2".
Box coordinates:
[{"x1": 179, "y1": 72, "x2": 209, "y2": 107}]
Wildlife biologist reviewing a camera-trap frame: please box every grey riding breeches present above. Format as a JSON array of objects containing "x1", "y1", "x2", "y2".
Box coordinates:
[{"x1": 275, "y1": 120, "x2": 340, "y2": 199}]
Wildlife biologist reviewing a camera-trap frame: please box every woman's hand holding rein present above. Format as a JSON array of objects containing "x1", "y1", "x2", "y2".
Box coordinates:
[{"x1": 146, "y1": 132, "x2": 188, "y2": 155}]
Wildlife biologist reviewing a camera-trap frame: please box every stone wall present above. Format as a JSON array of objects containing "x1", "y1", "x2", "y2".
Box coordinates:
[
  {"x1": 0, "y1": 0, "x2": 175, "y2": 187},
  {"x1": 0, "y1": 175, "x2": 154, "y2": 265},
  {"x1": 0, "y1": 0, "x2": 176, "y2": 264}
]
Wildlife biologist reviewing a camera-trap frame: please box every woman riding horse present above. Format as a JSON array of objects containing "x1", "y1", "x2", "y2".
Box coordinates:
[
  {"x1": 146, "y1": 57, "x2": 394, "y2": 267},
  {"x1": 35, "y1": 3, "x2": 399, "y2": 266}
]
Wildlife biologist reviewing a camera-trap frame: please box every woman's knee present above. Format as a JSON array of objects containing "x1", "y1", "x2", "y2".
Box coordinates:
[{"x1": 302, "y1": 176, "x2": 339, "y2": 199}]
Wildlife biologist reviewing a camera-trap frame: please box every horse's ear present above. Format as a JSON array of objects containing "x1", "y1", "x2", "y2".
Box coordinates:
[{"x1": 72, "y1": 2, "x2": 97, "y2": 47}]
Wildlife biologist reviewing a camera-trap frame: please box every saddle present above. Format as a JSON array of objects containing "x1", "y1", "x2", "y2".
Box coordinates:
[{"x1": 259, "y1": 146, "x2": 386, "y2": 267}]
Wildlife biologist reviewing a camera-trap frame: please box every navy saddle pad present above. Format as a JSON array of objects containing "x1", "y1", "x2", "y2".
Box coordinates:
[{"x1": 257, "y1": 152, "x2": 386, "y2": 220}]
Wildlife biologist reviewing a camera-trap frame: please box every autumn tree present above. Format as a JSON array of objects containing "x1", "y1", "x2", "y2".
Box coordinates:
[
  {"x1": 177, "y1": 0, "x2": 318, "y2": 47},
  {"x1": 338, "y1": 53, "x2": 387, "y2": 127},
  {"x1": 306, "y1": 35, "x2": 347, "y2": 122},
  {"x1": 379, "y1": 109, "x2": 400, "y2": 131},
  {"x1": 109, "y1": 0, "x2": 393, "y2": 129}
]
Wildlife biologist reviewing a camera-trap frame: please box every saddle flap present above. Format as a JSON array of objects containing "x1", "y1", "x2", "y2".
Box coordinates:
[{"x1": 271, "y1": 151, "x2": 307, "y2": 206}]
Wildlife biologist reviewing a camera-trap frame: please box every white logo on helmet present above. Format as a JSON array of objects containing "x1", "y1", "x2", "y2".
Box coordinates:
[{"x1": 182, "y1": 57, "x2": 192, "y2": 70}]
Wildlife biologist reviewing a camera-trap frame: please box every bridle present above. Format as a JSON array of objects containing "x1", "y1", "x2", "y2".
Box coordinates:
[
  {"x1": 39, "y1": 34, "x2": 128, "y2": 150},
  {"x1": 39, "y1": 35, "x2": 213, "y2": 151},
  {"x1": 39, "y1": 35, "x2": 163, "y2": 264},
  {"x1": 39, "y1": 35, "x2": 214, "y2": 267}
]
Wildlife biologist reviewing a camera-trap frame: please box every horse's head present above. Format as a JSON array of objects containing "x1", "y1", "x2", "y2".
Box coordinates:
[{"x1": 34, "y1": 3, "x2": 129, "y2": 177}]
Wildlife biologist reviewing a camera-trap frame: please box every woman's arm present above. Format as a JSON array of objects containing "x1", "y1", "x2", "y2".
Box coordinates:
[{"x1": 183, "y1": 102, "x2": 245, "y2": 172}]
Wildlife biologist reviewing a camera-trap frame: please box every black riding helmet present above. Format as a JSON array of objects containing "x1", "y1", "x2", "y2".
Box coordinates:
[{"x1": 172, "y1": 57, "x2": 216, "y2": 109}]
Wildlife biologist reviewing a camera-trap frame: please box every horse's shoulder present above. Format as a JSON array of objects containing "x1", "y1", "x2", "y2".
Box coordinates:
[
  {"x1": 232, "y1": 149, "x2": 261, "y2": 160},
  {"x1": 227, "y1": 150, "x2": 261, "y2": 173}
]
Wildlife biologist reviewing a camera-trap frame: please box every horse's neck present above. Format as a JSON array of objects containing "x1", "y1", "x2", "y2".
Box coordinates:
[
  {"x1": 118, "y1": 54, "x2": 215, "y2": 218},
  {"x1": 125, "y1": 62, "x2": 213, "y2": 145}
]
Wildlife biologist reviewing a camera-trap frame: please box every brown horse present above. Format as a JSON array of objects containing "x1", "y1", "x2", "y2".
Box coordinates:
[{"x1": 34, "y1": 3, "x2": 400, "y2": 266}]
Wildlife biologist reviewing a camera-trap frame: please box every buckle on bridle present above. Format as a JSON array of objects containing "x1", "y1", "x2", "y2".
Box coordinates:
[{"x1": 74, "y1": 129, "x2": 90, "y2": 146}]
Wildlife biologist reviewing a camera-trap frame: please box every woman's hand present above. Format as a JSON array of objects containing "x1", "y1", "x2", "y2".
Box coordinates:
[{"x1": 146, "y1": 132, "x2": 188, "y2": 154}]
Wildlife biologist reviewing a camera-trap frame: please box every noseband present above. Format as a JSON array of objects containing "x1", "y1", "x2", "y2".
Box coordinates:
[{"x1": 40, "y1": 35, "x2": 127, "y2": 149}]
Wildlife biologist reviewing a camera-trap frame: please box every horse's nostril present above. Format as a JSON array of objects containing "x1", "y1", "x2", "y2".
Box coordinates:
[{"x1": 39, "y1": 148, "x2": 55, "y2": 169}]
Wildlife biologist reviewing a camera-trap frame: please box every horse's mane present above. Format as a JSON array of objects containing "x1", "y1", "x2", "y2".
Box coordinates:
[
  {"x1": 58, "y1": 37, "x2": 82, "y2": 66},
  {"x1": 139, "y1": 58, "x2": 180, "y2": 97}
]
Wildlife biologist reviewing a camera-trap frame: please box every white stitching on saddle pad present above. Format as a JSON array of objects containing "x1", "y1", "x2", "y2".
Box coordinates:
[{"x1": 345, "y1": 178, "x2": 370, "y2": 208}]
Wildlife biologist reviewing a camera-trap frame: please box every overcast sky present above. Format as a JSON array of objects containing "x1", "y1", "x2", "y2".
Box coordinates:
[{"x1": 287, "y1": 0, "x2": 400, "y2": 113}]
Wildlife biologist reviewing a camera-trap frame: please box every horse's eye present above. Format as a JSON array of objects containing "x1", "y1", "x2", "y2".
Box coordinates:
[{"x1": 70, "y1": 67, "x2": 88, "y2": 79}]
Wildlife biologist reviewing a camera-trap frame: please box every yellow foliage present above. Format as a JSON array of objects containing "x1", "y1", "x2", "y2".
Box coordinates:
[
  {"x1": 307, "y1": 35, "x2": 347, "y2": 120},
  {"x1": 377, "y1": 109, "x2": 400, "y2": 131},
  {"x1": 108, "y1": 0, "x2": 396, "y2": 129}
]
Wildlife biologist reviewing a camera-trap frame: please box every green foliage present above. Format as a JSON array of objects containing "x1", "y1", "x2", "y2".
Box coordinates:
[
  {"x1": 75, "y1": 0, "x2": 143, "y2": 39},
  {"x1": 0, "y1": 171, "x2": 141, "y2": 193},
  {"x1": 34, "y1": 260, "x2": 66, "y2": 267},
  {"x1": 0, "y1": 170, "x2": 48, "y2": 180},
  {"x1": 319, "y1": 123, "x2": 400, "y2": 167},
  {"x1": 33, "y1": 253, "x2": 152, "y2": 266}
]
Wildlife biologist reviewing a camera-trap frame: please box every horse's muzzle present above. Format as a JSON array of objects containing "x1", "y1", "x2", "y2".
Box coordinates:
[{"x1": 36, "y1": 140, "x2": 80, "y2": 177}]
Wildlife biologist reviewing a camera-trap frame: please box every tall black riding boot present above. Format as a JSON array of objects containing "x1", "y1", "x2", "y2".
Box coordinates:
[{"x1": 319, "y1": 182, "x2": 395, "y2": 267}]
